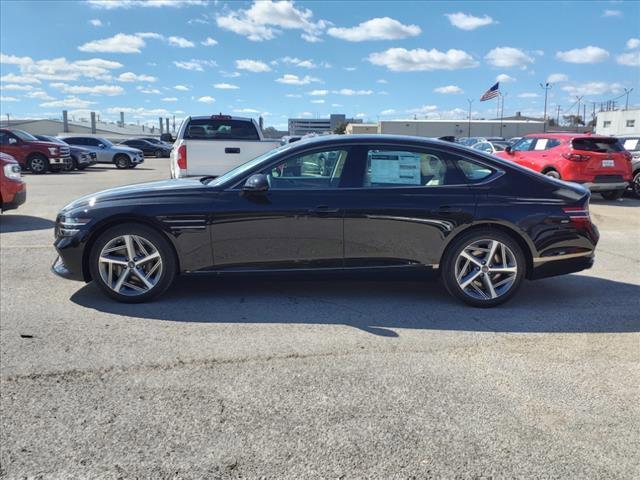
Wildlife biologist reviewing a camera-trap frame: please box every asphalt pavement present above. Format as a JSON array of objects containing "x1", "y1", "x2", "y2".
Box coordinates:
[{"x1": 1, "y1": 160, "x2": 639, "y2": 479}]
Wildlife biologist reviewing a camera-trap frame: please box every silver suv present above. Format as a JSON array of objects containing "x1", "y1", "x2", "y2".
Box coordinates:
[{"x1": 61, "y1": 136, "x2": 144, "y2": 169}]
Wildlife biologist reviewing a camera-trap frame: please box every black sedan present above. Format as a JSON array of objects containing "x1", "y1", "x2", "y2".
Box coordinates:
[
  {"x1": 118, "y1": 139, "x2": 171, "y2": 158},
  {"x1": 52, "y1": 135, "x2": 599, "y2": 307}
]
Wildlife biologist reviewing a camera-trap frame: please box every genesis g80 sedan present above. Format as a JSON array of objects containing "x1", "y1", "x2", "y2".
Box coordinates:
[{"x1": 52, "y1": 135, "x2": 599, "y2": 307}]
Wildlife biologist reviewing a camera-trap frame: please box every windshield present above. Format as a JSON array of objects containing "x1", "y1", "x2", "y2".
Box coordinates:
[
  {"x1": 207, "y1": 143, "x2": 293, "y2": 187},
  {"x1": 37, "y1": 135, "x2": 67, "y2": 145},
  {"x1": 12, "y1": 129, "x2": 38, "y2": 141}
]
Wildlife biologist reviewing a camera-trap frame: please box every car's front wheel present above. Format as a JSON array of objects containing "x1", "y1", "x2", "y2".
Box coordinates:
[
  {"x1": 89, "y1": 224, "x2": 176, "y2": 303},
  {"x1": 600, "y1": 189, "x2": 624, "y2": 201},
  {"x1": 442, "y1": 229, "x2": 525, "y2": 307},
  {"x1": 27, "y1": 154, "x2": 49, "y2": 174},
  {"x1": 630, "y1": 171, "x2": 640, "y2": 198},
  {"x1": 114, "y1": 154, "x2": 130, "y2": 169}
]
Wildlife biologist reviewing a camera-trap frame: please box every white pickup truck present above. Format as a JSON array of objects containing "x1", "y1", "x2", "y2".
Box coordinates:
[{"x1": 170, "y1": 115, "x2": 281, "y2": 178}]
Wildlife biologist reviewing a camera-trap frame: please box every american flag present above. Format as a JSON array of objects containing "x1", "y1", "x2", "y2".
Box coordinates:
[{"x1": 480, "y1": 82, "x2": 500, "y2": 101}]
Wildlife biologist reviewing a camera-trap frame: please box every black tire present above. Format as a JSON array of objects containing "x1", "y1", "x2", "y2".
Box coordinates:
[
  {"x1": 67, "y1": 156, "x2": 79, "y2": 171},
  {"x1": 77, "y1": 164, "x2": 88, "y2": 170},
  {"x1": 630, "y1": 171, "x2": 640, "y2": 199},
  {"x1": 89, "y1": 223, "x2": 176, "y2": 303},
  {"x1": 155, "y1": 149, "x2": 163, "y2": 158},
  {"x1": 128, "y1": 164, "x2": 138, "y2": 169},
  {"x1": 601, "y1": 189, "x2": 624, "y2": 201},
  {"x1": 441, "y1": 228, "x2": 526, "y2": 308},
  {"x1": 114, "y1": 154, "x2": 130, "y2": 169},
  {"x1": 27, "y1": 154, "x2": 49, "y2": 174},
  {"x1": 544, "y1": 170, "x2": 561, "y2": 179}
]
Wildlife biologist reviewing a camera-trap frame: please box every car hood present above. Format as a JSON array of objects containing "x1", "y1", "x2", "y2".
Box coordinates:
[
  {"x1": 111, "y1": 145, "x2": 142, "y2": 154},
  {"x1": 61, "y1": 178, "x2": 207, "y2": 212}
]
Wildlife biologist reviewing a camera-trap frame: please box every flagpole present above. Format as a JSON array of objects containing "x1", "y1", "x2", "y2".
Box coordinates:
[{"x1": 500, "y1": 93, "x2": 506, "y2": 138}]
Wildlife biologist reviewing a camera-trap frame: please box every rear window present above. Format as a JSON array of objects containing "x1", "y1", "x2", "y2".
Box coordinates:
[
  {"x1": 185, "y1": 118, "x2": 259, "y2": 141},
  {"x1": 622, "y1": 138, "x2": 640, "y2": 151},
  {"x1": 572, "y1": 138, "x2": 623, "y2": 153}
]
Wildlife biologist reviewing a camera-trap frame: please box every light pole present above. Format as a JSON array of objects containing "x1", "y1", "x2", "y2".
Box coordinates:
[
  {"x1": 623, "y1": 88, "x2": 634, "y2": 110},
  {"x1": 499, "y1": 92, "x2": 507, "y2": 138},
  {"x1": 467, "y1": 99, "x2": 474, "y2": 137},
  {"x1": 539, "y1": 82, "x2": 552, "y2": 132}
]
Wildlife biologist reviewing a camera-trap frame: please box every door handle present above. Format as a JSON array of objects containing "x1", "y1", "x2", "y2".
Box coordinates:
[
  {"x1": 308, "y1": 205, "x2": 339, "y2": 214},
  {"x1": 438, "y1": 206, "x2": 462, "y2": 213},
  {"x1": 225, "y1": 147, "x2": 241, "y2": 154}
]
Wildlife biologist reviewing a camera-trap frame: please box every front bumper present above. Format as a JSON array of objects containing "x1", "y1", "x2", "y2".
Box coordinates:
[
  {"x1": 52, "y1": 255, "x2": 85, "y2": 281},
  {"x1": 50, "y1": 155, "x2": 72, "y2": 166},
  {"x1": 131, "y1": 155, "x2": 145, "y2": 164},
  {"x1": 1, "y1": 185, "x2": 26, "y2": 211}
]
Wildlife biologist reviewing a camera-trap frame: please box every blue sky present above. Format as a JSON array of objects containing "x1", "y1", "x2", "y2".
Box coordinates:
[{"x1": 1, "y1": 0, "x2": 639, "y2": 130}]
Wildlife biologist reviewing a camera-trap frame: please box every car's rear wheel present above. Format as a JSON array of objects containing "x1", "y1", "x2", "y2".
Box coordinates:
[
  {"x1": 27, "y1": 154, "x2": 49, "y2": 174},
  {"x1": 155, "y1": 149, "x2": 163, "y2": 158},
  {"x1": 67, "y1": 157, "x2": 78, "y2": 171},
  {"x1": 114, "y1": 154, "x2": 130, "y2": 169},
  {"x1": 544, "y1": 170, "x2": 561, "y2": 179},
  {"x1": 601, "y1": 189, "x2": 624, "y2": 201},
  {"x1": 442, "y1": 229, "x2": 525, "y2": 307},
  {"x1": 89, "y1": 224, "x2": 176, "y2": 303},
  {"x1": 630, "y1": 171, "x2": 640, "y2": 198}
]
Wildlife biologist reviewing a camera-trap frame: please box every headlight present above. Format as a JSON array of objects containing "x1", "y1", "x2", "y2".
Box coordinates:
[
  {"x1": 3, "y1": 163, "x2": 21, "y2": 181},
  {"x1": 58, "y1": 216, "x2": 91, "y2": 236},
  {"x1": 48, "y1": 147, "x2": 59, "y2": 156}
]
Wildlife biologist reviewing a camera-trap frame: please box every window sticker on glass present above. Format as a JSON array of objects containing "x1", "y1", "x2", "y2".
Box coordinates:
[
  {"x1": 534, "y1": 139, "x2": 548, "y2": 150},
  {"x1": 623, "y1": 139, "x2": 639, "y2": 151},
  {"x1": 369, "y1": 151, "x2": 421, "y2": 185}
]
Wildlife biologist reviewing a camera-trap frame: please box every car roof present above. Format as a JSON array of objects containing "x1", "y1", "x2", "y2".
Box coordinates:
[
  {"x1": 524, "y1": 132, "x2": 613, "y2": 140},
  {"x1": 281, "y1": 134, "x2": 458, "y2": 149},
  {"x1": 188, "y1": 115, "x2": 253, "y2": 122}
]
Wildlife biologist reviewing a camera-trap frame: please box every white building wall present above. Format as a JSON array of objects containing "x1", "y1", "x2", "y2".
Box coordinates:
[
  {"x1": 595, "y1": 110, "x2": 640, "y2": 136},
  {"x1": 378, "y1": 120, "x2": 544, "y2": 138}
]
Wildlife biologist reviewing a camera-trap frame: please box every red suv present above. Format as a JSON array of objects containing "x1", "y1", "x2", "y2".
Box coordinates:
[
  {"x1": 496, "y1": 133, "x2": 632, "y2": 200},
  {"x1": 0, "y1": 128, "x2": 71, "y2": 174},
  {"x1": 1, "y1": 152, "x2": 26, "y2": 212}
]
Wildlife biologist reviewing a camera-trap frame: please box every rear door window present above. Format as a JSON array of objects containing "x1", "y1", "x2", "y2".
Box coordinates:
[
  {"x1": 185, "y1": 118, "x2": 259, "y2": 140},
  {"x1": 572, "y1": 138, "x2": 623, "y2": 153}
]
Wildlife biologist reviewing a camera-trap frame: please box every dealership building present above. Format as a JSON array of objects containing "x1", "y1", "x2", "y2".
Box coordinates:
[
  {"x1": 288, "y1": 114, "x2": 362, "y2": 136},
  {"x1": 595, "y1": 109, "x2": 640, "y2": 136}
]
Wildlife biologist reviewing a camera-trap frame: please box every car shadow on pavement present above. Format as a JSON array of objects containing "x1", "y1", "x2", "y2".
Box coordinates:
[
  {"x1": 0, "y1": 215, "x2": 54, "y2": 233},
  {"x1": 70, "y1": 273, "x2": 640, "y2": 337},
  {"x1": 591, "y1": 197, "x2": 640, "y2": 207}
]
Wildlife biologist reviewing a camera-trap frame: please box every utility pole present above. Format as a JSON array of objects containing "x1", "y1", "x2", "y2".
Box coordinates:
[
  {"x1": 467, "y1": 98, "x2": 474, "y2": 137},
  {"x1": 539, "y1": 82, "x2": 552, "y2": 132},
  {"x1": 575, "y1": 96, "x2": 584, "y2": 131},
  {"x1": 556, "y1": 105, "x2": 561, "y2": 127},
  {"x1": 623, "y1": 88, "x2": 633, "y2": 110},
  {"x1": 583, "y1": 104, "x2": 587, "y2": 131},
  {"x1": 5, "y1": 113, "x2": 9, "y2": 126}
]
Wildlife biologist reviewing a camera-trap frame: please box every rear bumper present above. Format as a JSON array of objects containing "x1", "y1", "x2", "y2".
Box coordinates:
[
  {"x1": 530, "y1": 251, "x2": 595, "y2": 280},
  {"x1": 577, "y1": 181, "x2": 628, "y2": 192}
]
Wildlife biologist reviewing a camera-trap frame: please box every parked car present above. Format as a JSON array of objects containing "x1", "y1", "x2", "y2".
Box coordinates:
[
  {"x1": 508, "y1": 137, "x2": 523, "y2": 145},
  {"x1": 472, "y1": 141, "x2": 510, "y2": 154},
  {"x1": 0, "y1": 128, "x2": 71, "y2": 174},
  {"x1": 616, "y1": 135, "x2": 640, "y2": 198},
  {"x1": 0, "y1": 152, "x2": 26, "y2": 212},
  {"x1": 34, "y1": 135, "x2": 97, "y2": 171},
  {"x1": 281, "y1": 135, "x2": 302, "y2": 145},
  {"x1": 458, "y1": 136, "x2": 503, "y2": 147},
  {"x1": 138, "y1": 137, "x2": 173, "y2": 148},
  {"x1": 170, "y1": 115, "x2": 281, "y2": 178},
  {"x1": 495, "y1": 133, "x2": 632, "y2": 200},
  {"x1": 53, "y1": 134, "x2": 599, "y2": 308},
  {"x1": 118, "y1": 139, "x2": 171, "y2": 158},
  {"x1": 61, "y1": 136, "x2": 144, "y2": 169}
]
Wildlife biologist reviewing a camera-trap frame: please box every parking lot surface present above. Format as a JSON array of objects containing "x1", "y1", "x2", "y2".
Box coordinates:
[{"x1": 1, "y1": 161, "x2": 639, "y2": 479}]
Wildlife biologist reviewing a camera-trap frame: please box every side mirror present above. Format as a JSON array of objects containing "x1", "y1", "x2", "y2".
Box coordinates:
[
  {"x1": 242, "y1": 174, "x2": 269, "y2": 193},
  {"x1": 98, "y1": 143, "x2": 105, "y2": 149},
  {"x1": 8, "y1": 137, "x2": 18, "y2": 145},
  {"x1": 504, "y1": 146, "x2": 513, "y2": 154}
]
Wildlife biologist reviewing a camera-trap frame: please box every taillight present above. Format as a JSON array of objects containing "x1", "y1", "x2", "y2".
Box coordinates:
[
  {"x1": 177, "y1": 144, "x2": 187, "y2": 169},
  {"x1": 562, "y1": 153, "x2": 590, "y2": 161},
  {"x1": 563, "y1": 206, "x2": 591, "y2": 229}
]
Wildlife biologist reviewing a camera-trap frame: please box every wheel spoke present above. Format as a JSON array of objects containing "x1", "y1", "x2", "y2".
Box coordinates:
[
  {"x1": 113, "y1": 268, "x2": 130, "y2": 292},
  {"x1": 123, "y1": 235, "x2": 136, "y2": 261},
  {"x1": 99, "y1": 255, "x2": 127, "y2": 266},
  {"x1": 489, "y1": 266, "x2": 517, "y2": 274},
  {"x1": 460, "y1": 251, "x2": 482, "y2": 267},
  {"x1": 135, "y1": 251, "x2": 160, "y2": 266},
  {"x1": 483, "y1": 275, "x2": 497, "y2": 299},
  {"x1": 133, "y1": 268, "x2": 154, "y2": 289},
  {"x1": 486, "y1": 240, "x2": 498, "y2": 264},
  {"x1": 133, "y1": 236, "x2": 149, "y2": 257},
  {"x1": 459, "y1": 270, "x2": 481, "y2": 289},
  {"x1": 456, "y1": 258, "x2": 471, "y2": 282}
]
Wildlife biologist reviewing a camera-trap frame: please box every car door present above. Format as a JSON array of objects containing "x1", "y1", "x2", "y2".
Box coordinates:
[
  {"x1": 210, "y1": 146, "x2": 358, "y2": 269},
  {"x1": 83, "y1": 138, "x2": 110, "y2": 163},
  {"x1": 0, "y1": 132, "x2": 25, "y2": 164},
  {"x1": 508, "y1": 137, "x2": 537, "y2": 169},
  {"x1": 341, "y1": 145, "x2": 476, "y2": 268}
]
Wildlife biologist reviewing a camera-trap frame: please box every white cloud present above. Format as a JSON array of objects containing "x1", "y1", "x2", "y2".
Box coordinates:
[
  {"x1": 355, "y1": 113, "x2": 366, "y2": 119},
  {"x1": 89, "y1": 19, "x2": 103, "y2": 26},
  {"x1": 174, "y1": 85, "x2": 189, "y2": 91},
  {"x1": 406, "y1": 104, "x2": 438, "y2": 114},
  {"x1": 117, "y1": 72, "x2": 157, "y2": 82},
  {"x1": 0, "y1": 95, "x2": 20, "y2": 102},
  {"x1": 376, "y1": 79, "x2": 388, "y2": 84},
  {"x1": 0, "y1": 73, "x2": 40, "y2": 84},
  {"x1": 173, "y1": 59, "x2": 216, "y2": 71},
  {"x1": 556, "y1": 46, "x2": 609, "y2": 64},
  {"x1": 234, "y1": 108, "x2": 262, "y2": 114},
  {"x1": 496, "y1": 73, "x2": 516, "y2": 83},
  {"x1": 434, "y1": 85, "x2": 463, "y2": 94},
  {"x1": 445, "y1": 12, "x2": 495, "y2": 30},
  {"x1": 275, "y1": 74, "x2": 320, "y2": 85},
  {"x1": 235, "y1": 59, "x2": 271, "y2": 72},
  {"x1": 1, "y1": 54, "x2": 122, "y2": 81},
  {"x1": 214, "y1": 83, "x2": 240, "y2": 89},
  {"x1": 167, "y1": 36, "x2": 195, "y2": 48},
  {"x1": 333, "y1": 88, "x2": 373, "y2": 96},
  {"x1": 518, "y1": 92, "x2": 539, "y2": 98},
  {"x1": 40, "y1": 96, "x2": 96, "y2": 108},
  {"x1": 626, "y1": 38, "x2": 640, "y2": 50},
  {"x1": 330, "y1": 103, "x2": 342, "y2": 107},
  {"x1": 602, "y1": 9, "x2": 621, "y2": 17},
  {"x1": 485, "y1": 47, "x2": 534, "y2": 68},
  {"x1": 308, "y1": 89, "x2": 328, "y2": 96},
  {"x1": 327, "y1": 17, "x2": 420, "y2": 41},
  {"x1": 201, "y1": 37, "x2": 218, "y2": 46},
  {"x1": 162, "y1": 97, "x2": 178, "y2": 102},
  {"x1": 286, "y1": 93, "x2": 302, "y2": 98},
  {"x1": 220, "y1": 70, "x2": 241, "y2": 78},
  {"x1": 135, "y1": 32, "x2": 163, "y2": 40},
  {"x1": 106, "y1": 106, "x2": 170, "y2": 116},
  {"x1": 368, "y1": 47, "x2": 478, "y2": 71},
  {"x1": 137, "y1": 87, "x2": 161, "y2": 94},
  {"x1": 216, "y1": 0, "x2": 327, "y2": 42},
  {"x1": 50, "y1": 83, "x2": 124, "y2": 96},
  {"x1": 380, "y1": 109, "x2": 397, "y2": 115},
  {"x1": 617, "y1": 51, "x2": 640, "y2": 67},
  {"x1": 0, "y1": 84, "x2": 33, "y2": 91},
  {"x1": 561, "y1": 82, "x2": 623, "y2": 97},
  {"x1": 344, "y1": 66, "x2": 357, "y2": 71},
  {"x1": 25, "y1": 90, "x2": 54, "y2": 100},
  {"x1": 547, "y1": 73, "x2": 568, "y2": 83},
  {"x1": 88, "y1": 0, "x2": 206, "y2": 8},
  {"x1": 279, "y1": 56, "x2": 328, "y2": 69},
  {"x1": 78, "y1": 33, "x2": 146, "y2": 53},
  {"x1": 310, "y1": 99, "x2": 325, "y2": 104},
  {"x1": 197, "y1": 96, "x2": 216, "y2": 104}
]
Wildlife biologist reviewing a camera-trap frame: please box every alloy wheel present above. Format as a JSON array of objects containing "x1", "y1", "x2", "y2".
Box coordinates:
[
  {"x1": 98, "y1": 234, "x2": 163, "y2": 296},
  {"x1": 454, "y1": 239, "x2": 518, "y2": 300},
  {"x1": 31, "y1": 158, "x2": 46, "y2": 172},
  {"x1": 633, "y1": 172, "x2": 640, "y2": 198}
]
